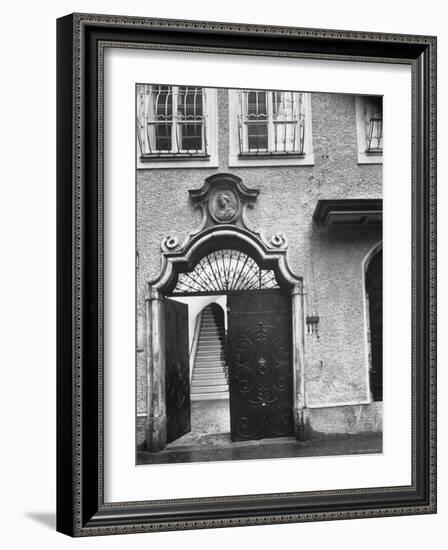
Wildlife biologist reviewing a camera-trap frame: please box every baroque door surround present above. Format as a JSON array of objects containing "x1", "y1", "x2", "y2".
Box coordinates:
[{"x1": 144, "y1": 173, "x2": 309, "y2": 451}]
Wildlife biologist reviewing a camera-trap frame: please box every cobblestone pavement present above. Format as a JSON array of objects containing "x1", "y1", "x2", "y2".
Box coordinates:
[{"x1": 137, "y1": 399, "x2": 382, "y2": 465}]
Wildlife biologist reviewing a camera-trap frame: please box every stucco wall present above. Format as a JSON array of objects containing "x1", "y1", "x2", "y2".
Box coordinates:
[{"x1": 136, "y1": 89, "x2": 382, "y2": 421}]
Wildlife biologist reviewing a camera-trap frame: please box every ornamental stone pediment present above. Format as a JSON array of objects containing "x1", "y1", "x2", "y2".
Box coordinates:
[
  {"x1": 189, "y1": 173, "x2": 259, "y2": 230},
  {"x1": 160, "y1": 173, "x2": 289, "y2": 256}
]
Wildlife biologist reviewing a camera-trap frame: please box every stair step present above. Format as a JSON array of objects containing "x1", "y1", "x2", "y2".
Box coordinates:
[
  {"x1": 197, "y1": 342, "x2": 222, "y2": 346},
  {"x1": 192, "y1": 378, "x2": 228, "y2": 387},
  {"x1": 197, "y1": 342, "x2": 222, "y2": 347},
  {"x1": 193, "y1": 366, "x2": 226, "y2": 373},
  {"x1": 192, "y1": 385, "x2": 229, "y2": 394},
  {"x1": 193, "y1": 378, "x2": 228, "y2": 385},
  {"x1": 194, "y1": 357, "x2": 226, "y2": 367},
  {"x1": 197, "y1": 344, "x2": 223, "y2": 349},
  {"x1": 198, "y1": 342, "x2": 223, "y2": 347},
  {"x1": 193, "y1": 365, "x2": 227, "y2": 372},
  {"x1": 191, "y1": 306, "x2": 228, "y2": 398},
  {"x1": 198, "y1": 338, "x2": 224, "y2": 348},
  {"x1": 193, "y1": 370, "x2": 226, "y2": 377},
  {"x1": 191, "y1": 392, "x2": 229, "y2": 401},
  {"x1": 193, "y1": 371, "x2": 228, "y2": 379}
]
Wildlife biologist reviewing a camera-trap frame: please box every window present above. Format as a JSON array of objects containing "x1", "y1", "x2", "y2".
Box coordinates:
[
  {"x1": 229, "y1": 89, "x2": 313, "y2": 167},
  {"x1": 136, "y1": 85, "x2": 218, "y2": 167},
  {"x1": 355, "y1": 95, "x2": 383, "y2": 164},
  {"x1": 364, "y1": 97, "x2": 383, "y2": 153},
  {"x1": 173, "y1": 249, "x2": 279, "y2": 294},
  {"x1": 238, "y1": 90, "x2": 305, "y2": 155}
]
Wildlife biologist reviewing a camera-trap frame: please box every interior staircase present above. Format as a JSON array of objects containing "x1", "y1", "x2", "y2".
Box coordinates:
[{"x1": 191, "y1": 305, "x2": 229, "y2": 401}]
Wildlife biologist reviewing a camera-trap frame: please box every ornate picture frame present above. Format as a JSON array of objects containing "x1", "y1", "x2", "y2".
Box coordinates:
[{"x1": 56, "y1": 13, "x2": 437, "y2": 536}]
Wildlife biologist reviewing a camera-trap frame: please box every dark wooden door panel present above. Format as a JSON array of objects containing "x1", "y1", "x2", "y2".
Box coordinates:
[
  {"x1": 227, "y1": 290, "x2": 294, "y2": 442},
  {"x1": 366, "y1": 250, "x2": 383, "y2": 402},
  {"x1": 165, "y1": 298, "x2": 191, "y2": 443}
]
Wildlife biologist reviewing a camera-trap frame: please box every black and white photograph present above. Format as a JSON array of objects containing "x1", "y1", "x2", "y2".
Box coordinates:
[
  {"x1": 0, "y1": 0, "x2": 442, "y2": 544},
  {"x1": 135, "y1": 84, "x2": 383, "y2": 465}
]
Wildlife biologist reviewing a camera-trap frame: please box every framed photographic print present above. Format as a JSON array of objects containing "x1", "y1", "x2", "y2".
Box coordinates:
[{"x1": 56, "y1": 13, "x2": 437, "y2": 536}]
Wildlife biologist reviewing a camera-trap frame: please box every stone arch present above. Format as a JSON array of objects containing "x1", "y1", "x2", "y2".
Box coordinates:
[
  {"x1": 143, "y1": 175, "x2": 308, "y2": 451},
  {"x1": 150, "y1": 225, "x2": 303, "y2": 295},
  {"x1": 362, "y1": 242, "x2": 383, "y2": 402}
]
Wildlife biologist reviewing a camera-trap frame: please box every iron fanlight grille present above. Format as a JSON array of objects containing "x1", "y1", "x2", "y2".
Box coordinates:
[{"x1": 173, "y1": 249, "x2": 280, "y2": 293}]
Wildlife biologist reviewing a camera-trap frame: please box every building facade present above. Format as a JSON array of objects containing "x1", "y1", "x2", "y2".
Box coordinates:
[{"x1": 135, "y1": 86, "x2": 383, "y2": 451}]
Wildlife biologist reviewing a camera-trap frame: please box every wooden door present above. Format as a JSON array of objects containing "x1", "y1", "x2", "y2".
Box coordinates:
[
  {"x1": 227, "y1": 290, "x2": 294, "y2": 442},
  {"x1": 366, "y1": 251, "x2": 383, "y2": 401},
  {"x1": 165, "y1": 298, "x2": 191, "y2": 443}
]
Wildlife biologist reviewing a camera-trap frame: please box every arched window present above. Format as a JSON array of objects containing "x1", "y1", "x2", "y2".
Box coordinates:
[
  {"x1": 173, "y1": 249, "x2": 279, "y2": 294},
  {"x1": 365, "y1": 248, "x2": 382, "y2": 401}
]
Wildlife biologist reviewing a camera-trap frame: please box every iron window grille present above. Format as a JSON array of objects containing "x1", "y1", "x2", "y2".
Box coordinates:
[
  {"x1": 173, "y1": 249, "x2": 280, "y2": 294},
  {"x1": 136, "y1": 85, "x2": 209, "y2": 160},
  {"x1": 237, "y1": 90, "x2": 306, "y2": 157},
  {"x1": 364, "y1": 96, "x2": 383, "y2": 154}
]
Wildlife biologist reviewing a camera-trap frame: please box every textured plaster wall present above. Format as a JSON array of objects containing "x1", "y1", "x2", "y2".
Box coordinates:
[
  {"x1": 309, "y1": 402, "x2": 383, "y2": 436},
  {"x1": 136, "y1": 89, "x2": 382, "y2": 418}
]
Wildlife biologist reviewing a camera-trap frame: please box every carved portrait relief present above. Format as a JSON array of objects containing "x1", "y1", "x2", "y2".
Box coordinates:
[{"x1": 210, "y1": 189, "x2": 239, "y2": 223}]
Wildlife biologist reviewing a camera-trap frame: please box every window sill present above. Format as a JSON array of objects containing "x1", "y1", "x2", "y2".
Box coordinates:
[
  {"x1": 229, "y1": 153, "x2": 314, "y2": 168},
  {"x1": 238, "y1": 152, "x2": 306, "y2": 159},
  {"x1": 137, "y1": 154, "x2": 218, "y2": 170},
  {"x1": 357, "y1": 151, "x2": 383, "y2": 165},
  {"x1": 140, "y1": 154, "x2": 210, "y2": 162}
]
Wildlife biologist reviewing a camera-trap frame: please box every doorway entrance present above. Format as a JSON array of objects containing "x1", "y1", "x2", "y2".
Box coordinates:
[
  {"x1": 365, "y1": 247, "x2": 383, "y2": 402},
  {"x1": 163, "y1": 248, "x2": 294, "y2": 447},
  {"x1": 144, "y1": 224, "x2": 307, "y2": 452},
  {"x1": 165, "y1": 299, "x2": 231, "y2": 448}
]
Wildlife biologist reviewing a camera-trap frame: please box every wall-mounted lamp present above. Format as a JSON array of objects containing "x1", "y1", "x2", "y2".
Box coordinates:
[{"x1": 306, "y1": 315, "x2": 320, "y2": 337}]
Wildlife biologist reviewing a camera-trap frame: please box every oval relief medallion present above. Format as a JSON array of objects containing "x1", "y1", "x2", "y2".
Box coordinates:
[{"x1": 209, "y1": 188, "x2": 239, "y2": 224}]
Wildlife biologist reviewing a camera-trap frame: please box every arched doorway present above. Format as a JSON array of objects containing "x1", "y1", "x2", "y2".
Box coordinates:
[
  {"x1": 365, "y1": 246, "x2": 383, "y2": 402},
  {"x1": 143, "y1": 175, "x2": 307, "y2": 451},
  {"x1": 164, "y1": 247, "x2": 294, "y2": 445}
]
